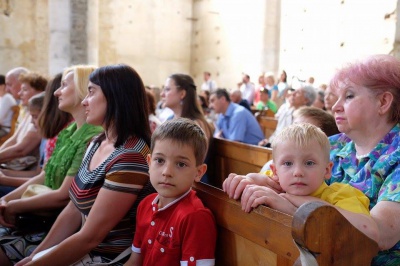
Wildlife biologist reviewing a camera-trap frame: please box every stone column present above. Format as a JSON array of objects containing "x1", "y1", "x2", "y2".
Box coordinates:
[
  {"x1": 48, "y1": 0, "x2": 89, "y2": 75},
  {"x1": 393, "y1": 0, "x2": 400, "y2": 59},
  {"x1": 70, "y1": 0, "x2": 88, "y2": 65},
  {"x1": 48, "y1": 0, "x2": 71, "y2": 75},
  {"x1": 261, "y1": 0, "x2": 281, "y2": 75}
]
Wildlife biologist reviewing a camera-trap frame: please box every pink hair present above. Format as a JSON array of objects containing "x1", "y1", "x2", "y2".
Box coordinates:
[{"x1": 330, "y1": 54, "x2": 400, "y2": 123}]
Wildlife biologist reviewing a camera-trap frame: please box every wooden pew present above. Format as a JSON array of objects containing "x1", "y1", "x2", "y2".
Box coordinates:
[
  {"x1": 193, "y1": 182, "x2": 379, "y2": 266},
  {"x1": 208, "y1": 138, "x2": 272, "y2": 188},
  {"x1": 257, "y1": 115, "x2": 278, "y2": 139}
]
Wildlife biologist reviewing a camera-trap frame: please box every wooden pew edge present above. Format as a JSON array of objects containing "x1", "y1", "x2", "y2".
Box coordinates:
[
  {"x1": 292, "y1": 201, "x2": 380, "y2": 265},
  {"x1": 193, "y1": 182, "x2": 293, "y2": 226},
  {"x1": 193, "y1": 182, "x2": 299, "y2": 262}
]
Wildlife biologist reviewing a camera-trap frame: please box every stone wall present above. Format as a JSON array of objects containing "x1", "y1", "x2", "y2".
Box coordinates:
[
  {"x1": 0, "y1": 0, "x2": 398, "y2": 88},
  {"x1": 96, "y1": 0, "x2": 193, "y2": 87},
  {"x1": 190, "y1": 0, "x2": 280, "y2": 89},
  {"x1": 0, "y1": 0, "x2": 49, "y2": 75}
]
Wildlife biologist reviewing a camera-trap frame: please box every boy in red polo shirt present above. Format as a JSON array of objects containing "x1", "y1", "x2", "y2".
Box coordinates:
[{"x1": 124, "y1": 118, "x2": 217, "y2": 266}]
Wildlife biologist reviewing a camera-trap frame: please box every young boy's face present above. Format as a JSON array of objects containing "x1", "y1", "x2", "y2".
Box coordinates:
[
  {"x1": 147, "y1": 139, "x2": 207, "y2": 208},
  {"x1": 271, "y1": 139, "x2": 332, "y2": 196}
]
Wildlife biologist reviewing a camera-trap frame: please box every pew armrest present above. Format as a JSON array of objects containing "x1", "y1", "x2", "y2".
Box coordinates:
[{"x1": 292, "y1": 201, "x2": 379, "y2": 265}]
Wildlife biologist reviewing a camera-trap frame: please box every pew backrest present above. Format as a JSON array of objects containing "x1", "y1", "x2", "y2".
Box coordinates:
[
  {"x1": 193, "y1": 182, "x2": 380, "y2": 266},
  {"x1": 208, "y1": 138, "x2": 272, "y2": 187},
  {"x1": 257, "y1": 116, "x2": 278, "y2": 139}
]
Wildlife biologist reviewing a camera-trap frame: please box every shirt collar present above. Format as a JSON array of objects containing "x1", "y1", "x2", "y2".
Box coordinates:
[
  {"x1": 223, "y1": 102, "x2": 236, "y2": 117},
  {"x1": 152, "y1": 188, "x2": 192, "y2": 212},
  {"x1": 310, "y1": 182, "x2": 328, "y2": 198}
]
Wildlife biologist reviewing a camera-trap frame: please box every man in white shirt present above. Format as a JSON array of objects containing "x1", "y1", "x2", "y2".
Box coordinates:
[
  {"x1": 239, "y1": 74, "x2": 255, "y2": 105},
  {"x1": 5, "y1": 67, "x2": 29, "y2": 102},
  {"x1": 0, "y1": 75, "x2": 17, "y2": 137},
  {"x1": 201, "y1": 71, "x2": 217, "y2": 93}
]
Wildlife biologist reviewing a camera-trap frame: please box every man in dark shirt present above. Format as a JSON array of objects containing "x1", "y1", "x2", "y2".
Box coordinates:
[{"x1": 230, "y1": 89, "x2": 251, "y2": 112}]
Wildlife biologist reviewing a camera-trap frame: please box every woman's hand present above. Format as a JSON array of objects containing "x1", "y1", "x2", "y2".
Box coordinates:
[
  {"x1": 241, "y1": 184, "x2": 297, "y2": 214},
  {"x1": 258, "y1": 139, "x2": 269, "y2": 146},
  {"x1": 2, "y1": 200, "x2": 17, "y2": 226},
  {"x1": 0, "y1": 199, "x2": 14, "y2": 228},
  {"x1": 15, "y1": 256, "x2": 33, "y2": 266}
]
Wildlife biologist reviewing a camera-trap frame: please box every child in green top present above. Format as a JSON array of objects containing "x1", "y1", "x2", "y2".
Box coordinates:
[{"x1": 256, "y1": 87, "x2": 278, "y2": 113}]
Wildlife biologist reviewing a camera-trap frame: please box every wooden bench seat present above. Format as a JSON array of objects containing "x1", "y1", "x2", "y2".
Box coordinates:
[{"x1": 193, "y1": 182, "x2": 379, "y2": 266}]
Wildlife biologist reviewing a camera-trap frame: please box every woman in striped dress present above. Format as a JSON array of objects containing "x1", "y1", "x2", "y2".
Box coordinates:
[{"x1": 17, "y1": 64, "x2": 154, "y2": 266}]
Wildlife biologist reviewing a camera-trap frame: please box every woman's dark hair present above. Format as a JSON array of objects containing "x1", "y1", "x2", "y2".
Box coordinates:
[
  {"x1": 170, "y1": 74, "x2": 204, "y2": 119},
  {"x1": 145, "y1": 88, "x2": 156, "y2": 115},
  {"x1": 38, "y1": 73, "x2": 72, "y2": 138},
  {"x1": 281, "y1": 70, "x2": 287, "y2": 83},
  {"x1": 169, "y1": 73, "x2": 212, "y2": 138},
  {"x1": 89, "y1": 64, "x2": 151, "y2": 147},
  {"x1": 198, "y1": 95, "x2": 208, "y2": 109}
]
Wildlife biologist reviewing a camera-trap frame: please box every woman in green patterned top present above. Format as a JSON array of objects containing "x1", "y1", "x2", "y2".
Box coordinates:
[{"x1": 0, "y1": 65, "x2": 103, "y2": 266}]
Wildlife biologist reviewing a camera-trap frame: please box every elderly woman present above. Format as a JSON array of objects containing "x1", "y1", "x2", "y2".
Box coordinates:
[
  {"x1": 258, "y1": 84, "x2": 316, "y2": 147},
  {"x1": 328, "y1": 54, "x2": 400, "y2": 264},
  {"x1": 223, "y1": 54, "x2": 400, "y2": 265},
  {"x1": 0, "y1": 65, "x2": 103, "y2": 265}
]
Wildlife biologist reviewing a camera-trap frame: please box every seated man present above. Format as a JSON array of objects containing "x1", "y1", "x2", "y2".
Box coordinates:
[
  {"x1": 259, "y1": 85, "x2": 316, "y2": 147},
  {"x1": 0, "y1": 75, "x2": 17, "y2": 138},
  {"x1": 230, "y1": 89, "x2": 251, "y2": 112},
  {"x1": 209, "y1": 88, "x2": 264, "y2": 145}
]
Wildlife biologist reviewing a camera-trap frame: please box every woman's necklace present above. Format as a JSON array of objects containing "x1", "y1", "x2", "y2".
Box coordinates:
[{"x1": 355, "y1": 153, "x2": 369, "y2": 160}]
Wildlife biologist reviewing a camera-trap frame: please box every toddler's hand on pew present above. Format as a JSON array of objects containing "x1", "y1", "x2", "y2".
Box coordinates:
[
  {"x1": 241, "y1": 184, "x2": 296, "y2": 214},
  {"x1": 223, "y1": 172, "x2": 282, "y2": 200},
  {"x1": 223, "y1": 173, "x2": 254, "y2": 199}
]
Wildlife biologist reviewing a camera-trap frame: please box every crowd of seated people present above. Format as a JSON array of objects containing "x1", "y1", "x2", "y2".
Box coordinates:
[{"x1": 0, "y1": 54, "x2": 398, "y2": 265}]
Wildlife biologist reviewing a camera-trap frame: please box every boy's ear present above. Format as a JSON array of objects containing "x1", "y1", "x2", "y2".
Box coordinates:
[
  {"x1": 324, "y1": 161, "x2": 333, "y2": 180},
  {"x1": 194, "y1": 164, "x2": 207, "y2": 182},
  {"x1": 270, "y1": 163, "x2": 277, "y2": 176},
  {"x1": 146, "y1": 154, "x2": 152, "y2": 166}
]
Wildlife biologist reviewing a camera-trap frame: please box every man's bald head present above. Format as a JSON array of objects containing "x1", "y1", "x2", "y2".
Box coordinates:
[{"x1": 6, "y1": 67, "x2": 29, "y2": 100}]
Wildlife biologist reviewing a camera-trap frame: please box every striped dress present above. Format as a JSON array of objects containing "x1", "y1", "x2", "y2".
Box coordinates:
[{"x1": 69, "y1": 135, "x2": 154, "y2": 262}]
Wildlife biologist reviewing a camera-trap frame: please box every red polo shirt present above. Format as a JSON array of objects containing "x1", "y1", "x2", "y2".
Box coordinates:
[{"x1": 132, "y1": 190, "x2": 217, "y2": 266}]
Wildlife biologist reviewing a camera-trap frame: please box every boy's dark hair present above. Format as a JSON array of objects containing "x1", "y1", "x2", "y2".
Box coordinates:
[
  {"x1": 0, "y1": 75, "x2": 5, "y2": 85},
  {"x1": 150, "y1": 118, "x2": 207, "y2": 165}
]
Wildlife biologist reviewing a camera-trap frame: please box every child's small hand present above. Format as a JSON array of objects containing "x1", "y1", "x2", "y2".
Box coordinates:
[{"x1": 241, "y1": 185, "x2": 296, "y2": 214}]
